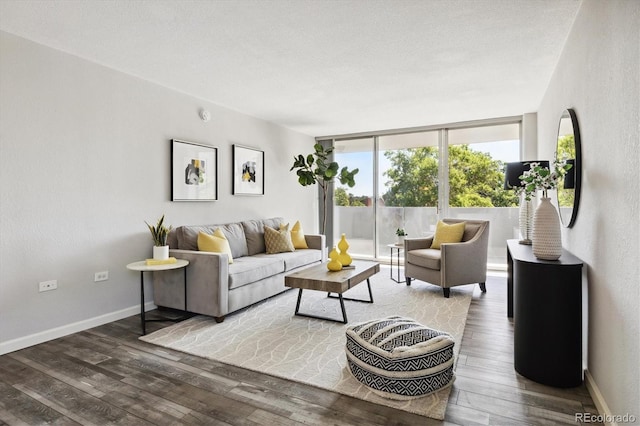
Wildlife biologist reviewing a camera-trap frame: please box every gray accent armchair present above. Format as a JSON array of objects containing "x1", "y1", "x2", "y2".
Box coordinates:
[{"x1": 404, "y1": 219, "x2": 490, "y2": 298}]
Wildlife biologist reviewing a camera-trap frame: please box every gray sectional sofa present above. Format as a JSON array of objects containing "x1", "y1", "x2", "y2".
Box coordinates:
[{"x1": 152, "y1": 217, "x2": 325, "y2": 322}]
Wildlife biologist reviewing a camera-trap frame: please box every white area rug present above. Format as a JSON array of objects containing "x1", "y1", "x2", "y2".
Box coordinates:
[{"x1": 141, "y1": 268, "x2": 473, "y2": 420}]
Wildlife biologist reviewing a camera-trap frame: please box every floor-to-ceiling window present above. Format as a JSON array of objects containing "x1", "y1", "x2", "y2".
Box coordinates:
[
  {"x1": 446, "y1": 123, "x2": 521, "y2": 264},
  {"x1": 377, "y1": 131, "x2": 439, "y2": 256},
  {"x1": 331, "y1": 118, "x2": 521, "y2": 266},
  {"x1": 333, "y1": 138, "x2": 375, "y2": 257}
]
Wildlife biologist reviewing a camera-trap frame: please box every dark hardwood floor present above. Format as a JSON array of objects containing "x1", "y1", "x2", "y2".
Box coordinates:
[{"x1": 0, "y1": 274, "x2": 600, "y2": 425}]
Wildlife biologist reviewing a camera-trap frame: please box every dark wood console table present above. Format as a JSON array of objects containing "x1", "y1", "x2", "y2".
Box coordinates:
[{"x1": 507, "y1": 239, "x2": 586, "y2": 387}]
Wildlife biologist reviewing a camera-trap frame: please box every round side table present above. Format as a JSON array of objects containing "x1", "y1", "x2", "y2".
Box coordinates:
[
  {"x1": 387, "y1": 244, "x2": 405, "y2": 283},
  {"x1": 126, "y1": 259, "x2": 189, "y2": 335}
]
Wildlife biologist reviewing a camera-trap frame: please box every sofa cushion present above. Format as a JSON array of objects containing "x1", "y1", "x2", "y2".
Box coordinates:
[
  {"x1": 253, "y1": 249, "x2": 322, "y2": 272},
  {"x1": 265, "y1": 225, "x2": 295, "y2": 254},
  {"x1": 197, "y1": 230, "x2": 234, "y2": 264},
  {"x1": 228, "y1": 256, "x2": 285, "y2": 290},
  {"x1": 242, "y1": 217, "x2": 284, "y2": 255},
  {"x1": 461, "y1": 223, "x2": 481, "y2": 242},
  {"x1": 406, "y1": 248, "x2": 441, "y2": 270},
  {"x1": 430, "y1": 220, "x2": 466, "y2": 249},
  {"x1": 167, "y1": 228, "x2": 179, "y2": 249},
  {"x1": 177, "y1": 223, "x2": 248, "y2": 258},
  {"x1": 289, "y1": 221, "x2": 309, "y2": 249}
]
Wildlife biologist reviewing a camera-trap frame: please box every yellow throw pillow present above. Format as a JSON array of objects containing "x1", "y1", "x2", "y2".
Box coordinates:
[
  {"x1": 283, "y1": 220, "x2": 308, "y2": 249},
  {"x1": 197, "y1": 229, "x2": 234, "y2": 264},
  {"x1": 430, "y1": 220, "x2": 466, "y2": 250},
  {"x1": 265, "y1": 225, "x2": 295, "y2": 254}
]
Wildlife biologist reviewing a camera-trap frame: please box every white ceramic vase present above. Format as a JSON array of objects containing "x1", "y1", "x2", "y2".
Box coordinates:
[
  {"x1": 397, "y1": 236, "x2": 405, "y2": 246},
  {"x1": 153, "y1": 245, "x2": 169, "y2": 260},
  {"x1": 519, "y1": 197, "x2": 533, "y2": 244},
  {"x1": 532, "y1": 197, "x2": 562, "y2": 260}
]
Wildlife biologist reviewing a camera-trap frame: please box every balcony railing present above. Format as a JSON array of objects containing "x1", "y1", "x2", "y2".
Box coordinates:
[{"x1": 334, "y1": 206, "x2": 520, "y2": 267}]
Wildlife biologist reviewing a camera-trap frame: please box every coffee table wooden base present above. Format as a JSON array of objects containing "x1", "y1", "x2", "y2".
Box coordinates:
[
  {"x1": 293, "y1": 278, "x2": 374, "y2": 324},
  {"x1": 286, "y1": 260, "x2": 379, "y2": 324}
]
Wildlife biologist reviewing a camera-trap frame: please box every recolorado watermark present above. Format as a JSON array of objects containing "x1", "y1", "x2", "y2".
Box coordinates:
[{"x1": 575, "y1": 412, "x2": 637, "y2": 423}]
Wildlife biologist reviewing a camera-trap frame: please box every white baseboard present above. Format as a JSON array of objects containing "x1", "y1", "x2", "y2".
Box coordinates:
[
  {"x1": 0, "y1": 302, "x2": 156, "y2": 356},
  {"x1": 585, "y1": 370, "x2": 617, "y2": 426}
]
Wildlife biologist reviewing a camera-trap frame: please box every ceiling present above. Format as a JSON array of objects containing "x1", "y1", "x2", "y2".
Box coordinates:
[{"x1": 0, "y1": 0, "x2": 581, "y2": 137}]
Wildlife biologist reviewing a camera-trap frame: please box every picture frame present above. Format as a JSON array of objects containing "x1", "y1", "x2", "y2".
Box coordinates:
[
  {"x1": 233, "y1": 144, "x2": 264, "y2": 195},
  {"x1": 171, "y1": 139, "x2": 218, "y2": 201}
]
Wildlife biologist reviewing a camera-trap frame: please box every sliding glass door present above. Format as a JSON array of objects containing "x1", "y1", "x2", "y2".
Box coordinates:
[
  {"x1": 331, "y1": 119, "x2": 521, "y2": 265},
  {"x1": 446, "y1": 123, "x2": 521, "y2": 264},
  {"x1": 333, "y1": 138, "x2": 375, "y2": 258},
  {"x1": 378, "y1": 131, "x2": 440, "y2": 254}
]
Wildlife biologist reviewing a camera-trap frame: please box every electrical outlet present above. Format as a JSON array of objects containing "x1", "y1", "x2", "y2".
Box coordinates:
[
  {"x1": 39, "y1": 280, "x2": 57, "y2": 292},
  {"x1": 94, "y1": 271, "x2": 109, "y2": 282}
]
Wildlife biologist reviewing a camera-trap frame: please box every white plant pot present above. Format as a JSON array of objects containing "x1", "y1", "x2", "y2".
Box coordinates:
[
  {"x1": 397, "y1": 236, "x2": 405, "y2": 246},
  {"x1": 153, "y1": 245, "x2": 169, "y2": 260},
  {"x1": 532, "y1": 197, "x2": 562, "y2": 260}
]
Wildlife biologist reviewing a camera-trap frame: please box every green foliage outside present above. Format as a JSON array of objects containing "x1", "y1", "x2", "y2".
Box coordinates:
[
  {"x1": 557, "y1": 135, "x2": 575, "y2": 207},
  {"x1": 335, "y1": 187, "x2": 366, "y2": 206},
  {"x1": 381, "y1": 146, "x2": 517, "y2": 207},
  {"x1": 334, "y1": 187, "x2": 350, "y2": 206},
  {"x1": 381, "y1": 147, "x2": 440, "y2": 207}
]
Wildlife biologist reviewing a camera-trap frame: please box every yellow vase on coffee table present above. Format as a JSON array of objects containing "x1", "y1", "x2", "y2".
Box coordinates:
[
  {"x1": 337, "y1": 233, "x2": 352, "y2": 266},
  {"x1": 327, "y1": 247, "x2": 343, "y2": 271}
]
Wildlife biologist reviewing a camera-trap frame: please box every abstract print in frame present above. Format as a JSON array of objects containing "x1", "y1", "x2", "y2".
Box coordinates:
[
  {"x1": 171, "y1": 139, "x2": 218, "y2": 201},
  {"x1": 233, "y1": 144, "x2": 264, "y2": 195}
]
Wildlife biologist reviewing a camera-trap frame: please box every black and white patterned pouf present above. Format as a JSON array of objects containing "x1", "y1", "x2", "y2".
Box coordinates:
[{"x1": 345, "y1": 315, "x2": 455, "y2": 399}]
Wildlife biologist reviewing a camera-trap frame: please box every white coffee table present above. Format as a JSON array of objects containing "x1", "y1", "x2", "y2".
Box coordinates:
[{"x1": 126, "y1": 259, "x2": 189, "y2": 335}]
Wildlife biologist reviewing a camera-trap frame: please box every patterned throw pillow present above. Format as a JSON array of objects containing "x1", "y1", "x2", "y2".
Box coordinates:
[
  {"x1": 265, "y1": 225, "x2": 295, "y2": 254},
  {"x1": 197, "y1": 229, "x2": 234, "y2": 263},
  {"x1": 430, "y1": 220, "x2": 466, "y2": 250}
]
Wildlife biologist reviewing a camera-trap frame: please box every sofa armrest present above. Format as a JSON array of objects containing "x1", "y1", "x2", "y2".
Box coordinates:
[
  {"x1": 304, "y1": 234, "x2": 327, "y2": 261},
  {"x1": 153, "y1": 249, "x2": 229, "y2": 318},
  {"x1": 405, "y1": 237, "x2": 434, "y2": 251}
]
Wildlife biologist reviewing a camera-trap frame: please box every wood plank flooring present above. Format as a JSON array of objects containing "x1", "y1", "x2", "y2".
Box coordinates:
[{"x1": 0, "y1": 274, "x2": 601, "y2": 425}]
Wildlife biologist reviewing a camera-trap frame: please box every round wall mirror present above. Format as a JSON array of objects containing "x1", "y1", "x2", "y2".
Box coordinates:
[{"x1": 556, "y1": 108, "x2": 581, "y2": 228}]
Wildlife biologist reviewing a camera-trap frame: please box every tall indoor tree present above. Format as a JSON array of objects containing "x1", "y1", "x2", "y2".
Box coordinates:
[{"x1": 290, "y1": 143, "x2": 359, "y2": 234}]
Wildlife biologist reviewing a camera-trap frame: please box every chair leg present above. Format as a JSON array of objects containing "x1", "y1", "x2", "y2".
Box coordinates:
[
  {"x1": 406, "y1": 277, "x2": 412, "y2": 286},
  {"x1": 479, "y1": 282, "x2": 487, "y2": 293},
  {"x1": 443, "y1": 288, "x2": 450, "y2": 298}
]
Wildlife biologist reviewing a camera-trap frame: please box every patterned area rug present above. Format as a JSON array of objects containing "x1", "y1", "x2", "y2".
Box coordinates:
[{"x1": 140, "y1": 267, "x2": 474, "y2": 420}]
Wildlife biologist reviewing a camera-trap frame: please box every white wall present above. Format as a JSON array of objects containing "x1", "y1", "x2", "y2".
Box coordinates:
[
  {"x1": 0, "y1": 31, "x2": 317, "y2": 353},
  {"x1": 537, "y1": 0, "x2": 639, "y2": 419}
]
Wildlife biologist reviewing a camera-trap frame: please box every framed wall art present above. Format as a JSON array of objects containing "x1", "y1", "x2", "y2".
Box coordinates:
[
  {"x1": 233, "y1": 144, "x2": 264, "y2": 195},
  {"x1": 171, "y1": 139, "x2": 218, "y2": 201}
]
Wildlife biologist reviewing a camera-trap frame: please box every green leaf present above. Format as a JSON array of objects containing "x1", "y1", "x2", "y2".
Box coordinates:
[
  {"x1": 339, "y1": 167, "x2": 359, "y2": 187},
  {"x1": 146, "y1": 214, "x2": 172, "y2": 246}
]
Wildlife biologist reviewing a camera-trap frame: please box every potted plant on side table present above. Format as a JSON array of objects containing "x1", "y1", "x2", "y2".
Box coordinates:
[
  {"x1": 396, "y1": 228, "x2": 407, "y2": 245},
  {"x1": 146, "y1": 214, "x2": 172, "y2": 260}
]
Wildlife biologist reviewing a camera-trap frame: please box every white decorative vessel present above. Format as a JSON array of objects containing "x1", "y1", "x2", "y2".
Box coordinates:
[
  {"x1": 519, "y1": 197, "x2": 533, "y2": 244},
  {"x1": 532, "y1": 197, "x2": 562, "y2": 260},
  {"x1": 153, "y1": 245, "x2": 169, "y2": 260}
]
